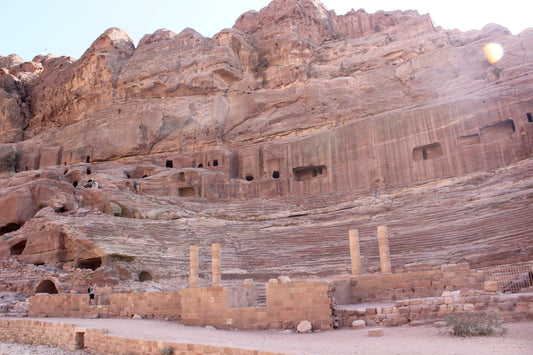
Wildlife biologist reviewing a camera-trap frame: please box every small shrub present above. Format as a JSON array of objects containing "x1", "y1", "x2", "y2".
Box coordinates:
[
  {"x1": 37, "y1": 202, "x2": 47, "y2": 210},
  {"x1": 493, "y1": 67, "x2": 502, "y2": 76},
  {"x1": 443, "y1": 312, "x2": 506, "y2": 337},
  {"x1": 0, "y1": 150, "x2": 15, "y2": 171},
  {"x1": 159, "y1": 346, "x2": 173, "y2": 355}
]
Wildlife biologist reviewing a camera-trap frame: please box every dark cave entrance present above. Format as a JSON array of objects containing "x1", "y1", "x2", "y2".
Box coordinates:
[
  {"x1": 76, "y1": 257, "x2": 102, "y2": 271},
  {"x1": 139, "y1": 271, "x2": 153, "y2": 282},
  {"x1": 35, "y1": 280, "x2": 59, "y2": 294},
  {"x1": 10, "y1": 240, "x2": 27, "y2": 255}
]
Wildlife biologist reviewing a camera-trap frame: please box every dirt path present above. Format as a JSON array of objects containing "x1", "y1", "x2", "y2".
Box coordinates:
[{"x1": 2, "y1": 318, "x2": 533, "y2": 354}]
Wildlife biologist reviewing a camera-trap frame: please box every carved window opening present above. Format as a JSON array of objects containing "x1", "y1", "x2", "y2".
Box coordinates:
[
  {"x1": 35, "y1": 280, "x2": 58, "y2": 294},
  {"x1": 413, "y1": 143, "x2": 442, "y2": 161},
  {"x1": 179, "y1": 187, "x2": 196, "y2": 197},
  {"x1": 166, "y1": 160, "x2": 173, "y2": 168},
  {"x1": 213, "y1": 159, "x2": 219, "y2": 167},
  {"x1": 245, "y1": 175, "x2": 254, "y2": 181},
  {"x1": 86, "y1": 156, "x2": 90, "y2": 163},
  {"x1": 10, "y1": 240, "x2": 27, "y2": 255},
  {"x1": 87, "y1": 168, "x2": 92, "y2": 175},
  {"x1": 76, "y1": 257, "x2": 102, "y2": 271},
  {"x1": 139, "y1": 271, "x2": 153, "y2": 282},
  {"x1": 458, "y1": 134, "x2": 480, "y2": 146},
  {"x1": 198, "y1": 164, "x2": 203, "y2": 168},
  {"x1": 527, "y1": 113, "x2": 532, "y2": 123},
  {"x1": 273, "y1": 171, "x2": 280, "y2": 179},
  {"x1": 293, "y1": 165, "x2": 327, "y2": 181},
  {"x1": 0, "y1": 223, "x2": 23, "y2": 236}
]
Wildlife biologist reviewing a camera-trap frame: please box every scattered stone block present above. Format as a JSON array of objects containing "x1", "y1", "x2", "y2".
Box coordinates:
[
  {"x1": 484, "y1": 281, "x2": 499, "y2": 292},
  {"x1": 297, "y1": 320, "x2": 312, "y2": 333},
  {"x1": 351, "y1": 320, "x2": 366, "y2": 329},
  {"x1": 278, "y1": 276, "x2": 291, "y2": 284},
  {"x1": 368, "y1": 328, "x2": 383, "y2": 337},
  {"x1": 269, "y1": 279, "x2": 279, "y2": 284},
  {"x1": 132, "y1": 314, "x2": 142, "y2": 320}
]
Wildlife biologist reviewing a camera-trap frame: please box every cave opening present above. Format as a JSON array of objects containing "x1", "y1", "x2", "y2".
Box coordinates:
[
  {"x1": 0, "y1": 223, "x2": 23, "y2": 236},
  {"x1": 35, "y1": 280, "x2": 58, "y2": 294},
  {"x1": 527, "y1": 113, "x2": 532, "y2": 123},
  {"x1": 293, "y1": 165, "x2": 327, "y2": 181},
  {"x1": 272, "y1": 171, "x2": 280, "y2": 179},
  {"x1": 86, "y1": 156, "x2": 90, "y2": 163},
  {"x1": 73, "y1": 181, "x2": 78, "y2": 187},
  {"x1": 198, "y1": 164, "x2": 203, "y2": 168},
  {"x1": 166, "y1": 160, "x2": 173, "y2": 168},
  {"x1": 76, "y1": 257, "x2": 102, "y2": 271},
  {"x1": 139, "y1": 271, "x2": 153, "y2": 282},
  {"x1": 10, "y1": 240, "x2": 27, "y2": 255},
  {"x1": 245, "y1": 175, "x2": 254, "y2": 181},
  {"x1": 213, "y1": 159, "x2": 219, "y2": 167},
  {"x1": 413, "y1": 143, "x2": 443, "y2": 161}
]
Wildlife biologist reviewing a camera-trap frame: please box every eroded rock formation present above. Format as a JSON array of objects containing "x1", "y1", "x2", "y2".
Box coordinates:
[{"x1": 0, "y1": 0, "x2": 532, "y2": 295}]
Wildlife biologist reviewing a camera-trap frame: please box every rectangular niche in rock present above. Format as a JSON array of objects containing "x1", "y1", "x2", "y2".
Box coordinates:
[
  {"x1": 293, "y1": 165, "x2": 327, "y2": 181},
  {"x1": 179, "y1": 187, "x2": 196, "y2": 197},
  {"x1": 412, "y1": 143, "x2": 443, "y2": 161},
  {"x1": 480, "y1": 119, "x2": 515, "y2": 140}
]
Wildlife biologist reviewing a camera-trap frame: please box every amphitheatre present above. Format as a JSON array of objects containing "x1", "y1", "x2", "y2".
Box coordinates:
[{"x1": 0, "y1": 0, "x2": 532, "y2": 353}]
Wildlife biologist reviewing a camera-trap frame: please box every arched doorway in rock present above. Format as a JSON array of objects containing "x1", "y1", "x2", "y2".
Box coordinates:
[
  {"x1": 139, "y1": 271, "x2": 153, "y2": 282},
  {"x1": 35, "y1": 279, "x2": 59, "y2": 294}
]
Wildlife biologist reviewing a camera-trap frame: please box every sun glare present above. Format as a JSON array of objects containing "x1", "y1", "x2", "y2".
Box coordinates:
[{"x1": 483, "y1": 43, "x2": 504, "y2": 64}]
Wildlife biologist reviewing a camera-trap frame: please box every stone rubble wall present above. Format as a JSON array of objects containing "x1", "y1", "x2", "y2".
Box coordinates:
[
  {"x1": 0, "y1": 319, "x2": 285, "y2": 355},
  {"x1": 335, "y1": 292, "x2": 533, "y2": 327},
  {"x1": 334, "y1": 263, "x2": 483, "y2": 304}
]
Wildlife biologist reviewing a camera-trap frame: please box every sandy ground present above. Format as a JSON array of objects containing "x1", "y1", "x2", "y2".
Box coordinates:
[{"x1": 1, "y1": 318, "x2": 533, "y2": 355}]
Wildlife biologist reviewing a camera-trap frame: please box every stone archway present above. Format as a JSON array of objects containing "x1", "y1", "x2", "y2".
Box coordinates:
[{"x1": 34, "y1": 278, "x2": 60, "y2": 294}]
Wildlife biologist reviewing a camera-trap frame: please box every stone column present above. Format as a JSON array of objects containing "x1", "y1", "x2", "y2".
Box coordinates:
[
  {"x1": 189, "y1": 245, "x2": 199, "y2": 288},
  {"x1": 349, "y1": 229, "x2": 362, "y2": 275},
  {"x1": 377, "y1": 226, "x2": 392, "y2": 274},
  {"x1": 212, "y1": 243, "x2": 221, "y2": 287}
]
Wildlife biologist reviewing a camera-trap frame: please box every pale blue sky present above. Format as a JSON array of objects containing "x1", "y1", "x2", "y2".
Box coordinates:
[{"x1": 1, "y1": 0, "x2": 531, "y2": 61}]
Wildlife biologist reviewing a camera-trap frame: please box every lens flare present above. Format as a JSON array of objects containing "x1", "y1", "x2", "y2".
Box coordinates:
[{"x1": 483, "y1": 43, "x2": 504, "y2": 64}]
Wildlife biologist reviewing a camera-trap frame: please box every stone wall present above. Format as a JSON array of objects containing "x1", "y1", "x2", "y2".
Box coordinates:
[
  {"x1": 335, "y1": 291, "x2": 533, "y2": 327},
  {"x1": 29, "y1": 291, "x2": 182, "y2": 320},
  {"x1": 334, "y1": 263, "x2": 483, "y2": 304},
  {"x1": 29, "y1": 281, "x2": 332, "y2": 331},
  {"x1": 181, "y1": 281, "x2": 332, "y2": 330},
  {"x1": 0, "y1": 319, "x2": 284, "y2": 355}
]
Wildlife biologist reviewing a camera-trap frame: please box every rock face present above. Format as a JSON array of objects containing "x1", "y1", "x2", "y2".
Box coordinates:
[{"x1": 0, "y1": 0, "x2": 532, "y2": 294}]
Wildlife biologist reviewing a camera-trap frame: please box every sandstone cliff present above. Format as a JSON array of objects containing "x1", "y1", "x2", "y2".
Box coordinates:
[{"x1": 0, "y1": 0, "x2": 532, "y2": 294}]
